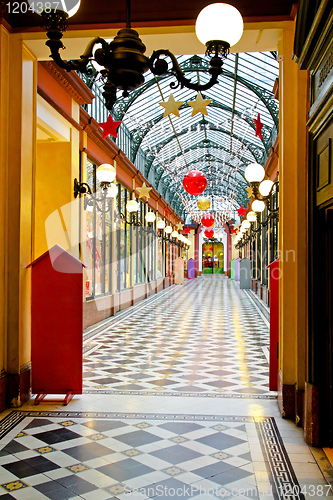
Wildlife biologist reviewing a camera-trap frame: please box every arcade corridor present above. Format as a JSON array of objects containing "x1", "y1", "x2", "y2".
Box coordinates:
[
  {"x1": 0, "y1": 278, "x2": 332, "y2": 499},
  {"x1": 82, "y1": 277, "x2": 271, "y2": 397}
]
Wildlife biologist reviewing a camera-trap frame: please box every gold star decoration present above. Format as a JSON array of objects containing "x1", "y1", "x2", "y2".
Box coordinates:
[
  {"x1": 188, "y1": 92, "x2": 212, "y2": 117},
  {"x1": 136, "y1": 182, "x2": 152, "y2": 199},
  {"x1": 246, "y1": 186, "x2": 253, "y2": 198},
  {"x1": 159, "y1": 94, "x2": 184, "y2": 117},
  {"x1": 176, "y1": 223, "x2": 183, "y2": 231}
]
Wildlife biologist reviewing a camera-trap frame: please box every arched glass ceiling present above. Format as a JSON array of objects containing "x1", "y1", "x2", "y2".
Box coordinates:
[
  {"x1": 82, "y1": 51, "x2": 279, "y2": 224},
  {"x1": 111, "y1": 51, "x2": 279, "y2": 223}
]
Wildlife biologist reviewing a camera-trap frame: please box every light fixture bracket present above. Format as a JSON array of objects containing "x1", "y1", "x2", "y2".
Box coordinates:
[
  {"x1": 74, "y1": 178, "x2": 112, "y2": 213},
  {"x1": 41, "y1": 2, "x2": 230, "y2": 111}
]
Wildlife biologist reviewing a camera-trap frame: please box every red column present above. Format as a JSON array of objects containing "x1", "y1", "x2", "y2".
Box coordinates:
[
  {"x1": 224, "y1": 224, "x2": 232, "y2": 277},
  {"x1": 194, "y1": 228, "x2": 201, "y2": 277}
]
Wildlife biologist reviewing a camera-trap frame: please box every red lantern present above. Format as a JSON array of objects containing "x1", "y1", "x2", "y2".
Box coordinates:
[
  {"x1": 204, "y1": 229, "x2": 214, "y2": 238},
  {"x1": 201, "y1": 214, "x2": 214, "y2": 227},
  {"x1": 183, "y1": 169, "x2": 207, "y2": 195}
]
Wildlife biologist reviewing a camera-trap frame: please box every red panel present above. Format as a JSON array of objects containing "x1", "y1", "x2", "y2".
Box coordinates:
[
  {"x1": 267, "y1": 258, "x2": 279, "y2": 391},
  {"x1": 30, "y1": 246, "x2": 84, "y2": 395}
]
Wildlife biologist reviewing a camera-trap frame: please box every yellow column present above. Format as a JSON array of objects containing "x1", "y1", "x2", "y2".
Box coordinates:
[
  {"x1": 0, "y1": 26, "x2": 10, "y2": 407},
  {"x1": 5, "y1": 35, "x2": 37, "y2": 406},
  {"x1": 278, "y1": 25, "x2": 308, "y2": 420}
]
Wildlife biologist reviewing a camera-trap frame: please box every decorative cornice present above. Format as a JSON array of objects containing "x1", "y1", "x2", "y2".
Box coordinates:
[
  {"x1": 40, "y1": 61, "x2": 94, "y2": 105},
  {"x1": 37, "y1": 86, "x2": 82, "y2": 131}
]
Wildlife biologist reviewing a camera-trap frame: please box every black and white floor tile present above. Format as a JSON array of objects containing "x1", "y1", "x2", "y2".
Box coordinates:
[
  {"x1": 0, "y1": 411, "x2": 307, "y2": 500},
  {"x1": 83, "y1": 277, "x2": 273, "y2": 399}
]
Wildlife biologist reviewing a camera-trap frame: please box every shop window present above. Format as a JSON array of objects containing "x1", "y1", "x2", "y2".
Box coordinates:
[
  {"x1": 157, "y1": 236, "x2": 163, "y2": 278},
  {"x1": 82, "y1": 158, "x2": 113, "y2": 299}
]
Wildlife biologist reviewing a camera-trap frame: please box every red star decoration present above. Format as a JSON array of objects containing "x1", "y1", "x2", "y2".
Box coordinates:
[
  {"x1": 183, "y1": 227, "x2": 191, "y2": 234},
  {"x1": 231, "y1": 227, "x2": 238, "y2": 234},
  {"x1": 164, "y1": 207, "x2": 169, "y2": 218},
  {"x1": 237, "y1": 205, "x2": 247, "y2": 217},
  {"x1": 99, "y1": 115, "x2": 122, "y2": 139},
  {"x1": 254, "y1": 113, "x2": 263, "y2": 140}
]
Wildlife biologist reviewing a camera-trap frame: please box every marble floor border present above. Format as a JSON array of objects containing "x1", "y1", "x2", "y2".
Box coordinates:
[{"x1": 0, "y1": 410, "x2": 306, "y2": 500}]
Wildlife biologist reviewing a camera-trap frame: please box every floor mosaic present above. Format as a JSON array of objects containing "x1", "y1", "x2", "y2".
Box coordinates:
[
  {"x1": 0, "y1": 411, "x2": 308, "y2": 500},
  {"x1": 83, "y1": 277, "x2": 273, "y2": 398}
]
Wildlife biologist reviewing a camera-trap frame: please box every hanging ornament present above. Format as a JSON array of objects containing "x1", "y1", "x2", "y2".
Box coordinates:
[
  {"x1": 254, "y1": 113, "x2": 263, "y2": 140},
  {"x1": 231, "y1": 227, "x2": 238, "y2": 234},
  {"x1": 197, "y1": 197, "x2": 210, "y2": 210},
  {"x1": 204, "y1": 228, "x2": 214, "y2": 238},
  {"x1": 183, "y1": 227, "x2": 191, "y2": 234},
  {"x1": 188, "y1": 92, "x2": 212, "y2": 117},
  {"x1": 183, "y1": 169, "x2": 207, "y2": 195},
  {"x1": 99, "y1": 114, "x2": 122, "y2": 139},
  {"x1": 237, "y1": 205, "x2": 247, "y2": 217},
  {"x1": 137, "y1": 182, "x2": 152, "y2": 199},
  {"x1": 159, "y1": 94, "x2": 184, "y2": 117},
  {"x1": 246, "y1": 186, "x2": 253, "y2": 198},
  {"x1": 201, "y1": 214, "x2": 214, "y2": 228}
]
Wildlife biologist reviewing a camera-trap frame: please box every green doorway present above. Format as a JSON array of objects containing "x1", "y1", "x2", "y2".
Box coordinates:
[{"x1": 202, "y1": 242, "x2": 224, "y2": 274}]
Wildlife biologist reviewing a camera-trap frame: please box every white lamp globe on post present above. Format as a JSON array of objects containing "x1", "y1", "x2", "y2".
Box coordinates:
[
  {"x1": 96, "y1": 163, "x2": 116, "y2": 184},
  {"x1": 244, "y1": 163, "x2": 265, "y2": 183},
  {"x1": 156, "y1": 218, "x2": 166, "y2": 230},
  {"x1": 165, "y1": 225, "x2": 172, "y2": 234},
  {"x1": 247, "y1": 211, "x2": 257, "y2": 222},
  {"x1": 145, "y1": 212, "x2": 156, "y2": 223},
  {"x1": 195, "y1": 3, "x2": 243, "y2": 50},
  {"x1": 171, "y1": 230, "x2": 179, "y2": 239},
  {"x1": 242, "y1": 220, "x2": 251, "y2": 229},
  {"x1": 252, "y1": 199, "x2": 266, "y2": 213},
  {"x1": 106, "y1": 183, "x2": 118, "y2": 198},
  {"x1": 126, "y1": 200, "x2": 139, "y2": 213},
  {"x1": 259, "y1": 179, "x2": 274, "y2": 197}
]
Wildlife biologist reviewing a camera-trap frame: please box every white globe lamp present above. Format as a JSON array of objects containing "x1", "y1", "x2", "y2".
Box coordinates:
[
  {"x1": 259, "y1": 179, "x2": 274, "y2": 197},
  {"x1": 156, "y1": 218, "x2": 166, "y2": 229},
  {"x1": 126, "y1": 200, "x2": 139, "y2": 213},
  {"x1": 96, "y1": 163, "x2": 116, "y2": 184},
  {"x1": 247, "y1": 211, "x2": 257, "y2": 222},
  {"x1": 244, "y1": 163, "x2": 265, "y2": 183},
  {"x1": 106, "y1": 183, "x2": 118, "y2": 198},
  {"x1": 252, "y1": 199, "x2": 266, "y2": 213},
  {"x1": 195, "y1": 3, "x2": 243, "y2": 48},
  {"x1": 145, "y1": 212, "x2": 156, "y2": 223}
]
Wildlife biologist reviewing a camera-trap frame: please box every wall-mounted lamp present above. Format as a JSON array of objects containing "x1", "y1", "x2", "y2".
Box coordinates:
[
  {"x1": 145, "y1": 212, "x2": 156, "y2": 223},
  {"x1": 251, "y1": 199, "x2": 266, "y2": 213},
  {"x1": 156, "y1": 218, "x2": 166, "y2": 230},
  {"x1": 165, "y1": 226, "x2": 173, "y2": 234},
  {"x1": 38, "y1": 0, "x2": 243, "y2": 111},
  {"x1": 74, "y1": 163, "x2": 116, "y2": 213},
  {"x1": 244, "y1": 162, "x2": 279, "y2": 217},
  {"x1": 247, "y1": 211, "x2": 257, "y2": 222}
]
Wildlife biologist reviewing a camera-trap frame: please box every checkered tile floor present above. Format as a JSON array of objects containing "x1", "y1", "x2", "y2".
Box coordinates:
[
  {"x1": 83, "y1": 277, "x2": 272, "y2": 398},
  {"x1": 0, "y1": 411, "x2": 306, "y2": 500}
]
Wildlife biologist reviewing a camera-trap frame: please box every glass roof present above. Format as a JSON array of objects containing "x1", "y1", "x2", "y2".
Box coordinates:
[{"x1": 82, "y1": 50, "x2": 279, "y2": 224}]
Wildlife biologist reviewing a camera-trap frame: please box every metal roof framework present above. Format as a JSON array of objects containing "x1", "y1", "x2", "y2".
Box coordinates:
[{"x1": 110, "y1": 51, "x2": 279, "y2": 222}]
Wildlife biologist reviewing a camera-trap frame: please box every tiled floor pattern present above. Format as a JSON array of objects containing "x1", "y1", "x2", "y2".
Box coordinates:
[
  {"x1": 0, "y1": 411, "x2": 310, "y2": 500},
  {"x1": 83, "y1": 277, "x2": 272, "y2": 398}
]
